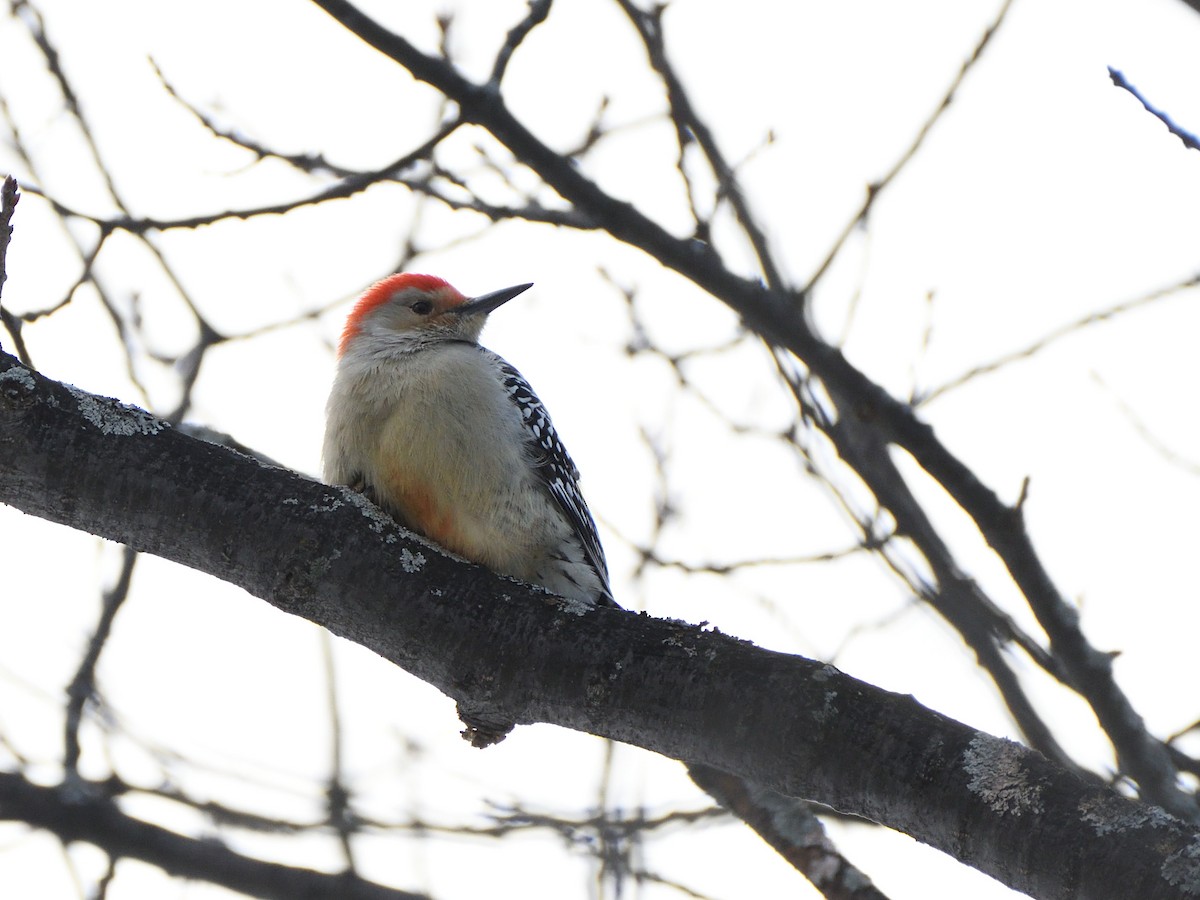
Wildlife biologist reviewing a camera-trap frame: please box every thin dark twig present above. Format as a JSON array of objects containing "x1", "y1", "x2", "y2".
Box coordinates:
[
  {"x1": 0, "y1": 771, "x2": 429, "y2": 900},
  {"x1": 476, "y1": 800, "x2": 724, "y2": 840},
  {"x1": 0, "y1": 175, "x2": 18, "y2": 305},
  {"x1": 26, "y1": 170, "x2": 359, "y2": 233},
  {"x1": 561, "y1": 96, "x2": 613, "y2": 158},
  {"x1": 1108, "y1": 66, "x2": 1200, "y2": 152},
  {"x1": 0, "y1": 57, "x2": 106, "y2": 371},
  {"x1": 0, "y1": 177, "x2": 25, "y2": 363},
  {"x1": 400, "y1": 175, "x2": 595, "y2": 227},
  {"x1": 918, "y1": 273, "x2": 1200, "y2": 404},
  {"x1": 1092, "y1": 372, "x2": 1200, "y2": 476},
  {"x1": 151, "y1": 58, "x2": 359, "y2": 178},
  {"x1": 29, "y1": 121, "x2": 462, "y2": 236},
  {"x1": 0, "y1": 306, "x2": 29, "y2": 365},
  {"x1": 94, "y1": 854, "x2": 117, "y2": 900},
  {"x1": 15, "y1": 236, "x2": 108, "y2": 325},
  {"x1": 807, "y1": 0, "x2": 1014, "y2": 292},
  {"x1": 321, "y1": 631, "x2": 359, "y2": 873},
  {"x1": 129, "y1": 769, "x2": 724, "y2": 839},
  {"x1": 634, "y1": 543, "x2": 879, "y2": 575},
  {"x1": 615, "y1": 0, "x2": 784, "y2": 291},
  {"x1": 64, "y1": 547, "x2": 137, "y2": 780},
  {"x1": 625, "y1": 870, "x2": 720, "y2": 900},
  {"x1": 490, "y1": 0, "x2": 552, "y2": 85},
  {"x1": 16, "y1": 0, "x2": 204, "y2": 410},
  {"x1": 17, "y1": 1, "x2": 127, "y2": 204}
]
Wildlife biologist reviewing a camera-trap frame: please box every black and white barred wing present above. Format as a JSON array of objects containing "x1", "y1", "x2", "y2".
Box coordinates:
[{"x1": 494, "y1": 355, "x2": 613, "y2": 602}]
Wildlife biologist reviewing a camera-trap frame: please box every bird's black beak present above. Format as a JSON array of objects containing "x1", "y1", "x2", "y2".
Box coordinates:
[{"x1": 457, "y1": 283, "x2": 533, "y2": 317}]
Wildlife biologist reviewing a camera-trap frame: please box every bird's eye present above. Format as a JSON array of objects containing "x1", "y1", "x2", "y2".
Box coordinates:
[{"x1": 410, "y1": 299, "x2": 434, "y2": 315}]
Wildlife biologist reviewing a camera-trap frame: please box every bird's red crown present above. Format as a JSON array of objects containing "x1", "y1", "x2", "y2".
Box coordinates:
[{"x1": 339, "y1": 273, "x2": 466, "y2": 356}]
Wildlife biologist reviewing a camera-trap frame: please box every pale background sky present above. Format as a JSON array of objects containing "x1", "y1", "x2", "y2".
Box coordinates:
[{"x1": 1, "y1": 0, "x2": 1200, "y2": 897}]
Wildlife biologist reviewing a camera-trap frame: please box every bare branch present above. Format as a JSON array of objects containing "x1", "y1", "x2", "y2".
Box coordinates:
[
  {"x1": 0, "y1": 771, "x2": 428, "y2": 900},
  {"x1": 1109, "y1": 66, "x2": 1200, "y2": 152},
  {"x1": 918, "y1": 273, "x2": 1200, "y2": 404},
  {"x1": 1093, "y1": 372, "x2": 1200, "y2": 476},
  {"x1": 0, "y1": 176, "x2": 23, "y2": 363},
  {"x1": 769, "y1": 354, "x2": 1078, "y2": 769},
  {"x1": 807, "y1": 0, "x2": 1015, "y2": 291},
  {"x1": 689, "y1": 765, "x2": 890, "y2": 900},
  {"x1": 401, "y1": 174, "x2": 595, "y2": 227},
  {"x1": 150, "y1": 58, "x2": 360, "y2": 178},
  {"x1": 0, "y1": 175, "x2": 17, "y2": 304},
  {"x1": 320, "y1": 631, "x2": 360, "y2": 874},
  {"x1": 15, "y1": 0, "x2": 216, "y2": 417},
  {"x1": 28, "y1": 123, "x2": 459, "y2": 235},
  {"x1": 490, "y1": 0, "x2": 553, "y2": 86},
  {"x1": 615, "y1": 0, "x2": 785, "y2": 290},
  {"x1": 64, "y1": 546, "x2": 137, "y2": 781}
]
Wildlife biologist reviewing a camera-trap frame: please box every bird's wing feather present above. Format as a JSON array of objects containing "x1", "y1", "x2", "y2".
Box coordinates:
[{"x1": 493, "y1": 355, "x2": 613, "y2": 601}]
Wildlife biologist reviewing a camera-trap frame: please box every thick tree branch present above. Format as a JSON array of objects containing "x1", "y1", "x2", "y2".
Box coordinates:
[{"x1": 2, "y1": 353, "x2": 1200, "y2": 898}]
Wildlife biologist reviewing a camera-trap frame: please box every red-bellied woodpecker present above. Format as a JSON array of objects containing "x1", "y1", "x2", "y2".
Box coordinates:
[{"x1": 323, "y1": 273, "x2": 614, "y2": 608}]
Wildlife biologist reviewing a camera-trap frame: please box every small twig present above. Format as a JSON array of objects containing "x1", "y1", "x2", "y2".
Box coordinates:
[
  {"x1": 918, "y1": 273, "x2": 1200, "y2": 403},
  {"x1": 28, "y1": 121, "x2": 463, "y2": 236},
  {"x1": 0, "y1": 770, "x2": 428, "y2": 900},
  {"x1": 1108, "y1": 66, "x2": 1200, "y2": 152},
  {"x1": 1093, "y1": 372, "x2": 1200, "y2": 476},
  {"x1": 0, "y1": 175, "x2": 18, "y2": 306},
  {"x1": 633, "y1": 542, "x2": 880, "y2": 576},
  {"x1": 0, "y1": 176, "x2": 23, "y2": 361},
  {"x1": 400, "y1": 176, "x2": 595, "y2": 228},
  {"x1": 807, "y1": 0, "x2": 1014, "y2": 292},
  {"x1": 151, "y1": 58, "x2": 358, "y2": 178},
  {"x1": 1014, "y1": 476, "x2": 1031, "y2": 513},
  {"x1": 320, "y1": 632, "x2": 359, "y2": 873},
  {"x1": 64, "y1": 547, "x2": 138, "y2": 781},
  {"x1": 616, "y1": 0, "x2": 784, "y2": 290},
  {"x1": 689, "y1": 764, "x2": 891, "y2": 900},
  {"x1": 490, "y1": 0, "x2": 552, "y2": 86}
]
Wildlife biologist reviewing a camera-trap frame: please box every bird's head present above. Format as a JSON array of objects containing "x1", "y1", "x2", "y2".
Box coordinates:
[{"x1": 338, "y1": 273, "x2": 532, "y2": 356}]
